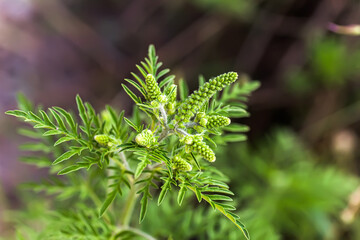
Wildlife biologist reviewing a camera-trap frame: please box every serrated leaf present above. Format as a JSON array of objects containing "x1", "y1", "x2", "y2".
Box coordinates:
[
  {"x1": 19, "y1": 156, "x2": 51, "y2": 167},
  {"x1": 76, "y1": 94, "x2": 88, "y2": 126},
  {"x1": 222, "y1": 134, "x2": 247, "y2": 142},
  {"x1": 136, "y1": 64, "x2": 147, "y2": 78},
  {"x1": 58, "y1": 164, "x2": 85, "y2": 175},
  {"x1": 159, "y1": 75, "x2": 175, "y2": 88},
  {"x1": 139, "y1": 194, "x2": 148, "y2": 223},
  {"x1": 157, "y1": 68, "x2": 170, "y2": 80},
  {"x1": 17, "y1": 128, "x2": 41, "y2": 138},
  {"x1": 208, "y1": 194, "x2": 233, "y2": 202},
  {"x1": 19, "y1": 142, "x2": 51, "y2": 153},
  {"x1": 135, "y1": 159, "x2": 150, "y2": 179},
  {"x1": 224, "y1": 123, "x2": 249, "y2": 132},
  {"x1": 53, "y1": 107, "x2": 77, "y2": 134},
  {"x1": 122, "y1": 84, "x2": 141, "y2": 104},
  {"x1": 43, "y1": 129, "x2": 63, "y2": 136},
  {"x1": 177, "y1": 185, "x2": 187, "y2": 206},
  {"x1": 99, "y1": 190, "x2": 117, "y2": 217},
  {"x1": 53, "y1": 149, "x2": 78, "y2": 165},
  {"x1": 5, "y1": 110, "x2": 27, "y2": 118},
  {"x1": 216, "y1": 203, "x2": 236, "y2": 211},
  {"x1": 49, "y1": 108, "x2": 67, "y2": 131},
  {"x1": 124, "y1": 117, "x2": 139, "y2": 132},
  {"x1": 201, "y1": 187, "x2": 234, "y2": 195},
  {"x1": 54, "y1": 136, "x2": 74, "y2": 146},
  {"x1": 39, "y1": 110, "x2": 55, "y2": 128},
  {"x1": 235, "y1": 220, "x2": 250, "y2": 240},
  {"x1": 195, "y1": 187, "x2": 202, "y2": 202},
  {"x1": 190, "y1": 153, "x2": 201, "y2": 171},
  {"x1": 125, "y1": 78, "x2": 146, "y2": 97},
  {"x1": 158, "y1": 178, "x2": 171, "y2": 206}
]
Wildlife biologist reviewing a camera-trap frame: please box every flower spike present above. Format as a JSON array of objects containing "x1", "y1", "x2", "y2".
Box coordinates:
[
  {"x1": 135, "y1": 129, "x2": 156, "y2": 148},
  {"x1": 183, "y1": 135, "x2": 216, "y2": 162},
  {"x1": 145, "y1": 74, "x2": 162, "y2": 101},
  {"x1": 206, "y1": 115, "x2": 231, "y2": 129},
  {"x1": 172, "y1": 155, "x2": 192, "y2": 171},
  {"x1": 175, "y1": 72, "x2": 238, "y2": 125}
]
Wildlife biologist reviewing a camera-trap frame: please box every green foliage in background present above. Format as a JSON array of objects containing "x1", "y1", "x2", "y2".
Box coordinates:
[
  {"x1": 137, "y1": 130, "x2": 358, "y2": 240},
  {"x1": 286, "y1": 37, "x2": 360, "y2": 94},
  {"x1": 5, "y1": 45, "x2": 259, "y2": 240}
]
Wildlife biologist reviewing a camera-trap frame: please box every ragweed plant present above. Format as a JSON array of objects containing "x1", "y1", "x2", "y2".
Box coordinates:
[{"x1": 6, "y1": 45, "x2": 259, "y2": 240}]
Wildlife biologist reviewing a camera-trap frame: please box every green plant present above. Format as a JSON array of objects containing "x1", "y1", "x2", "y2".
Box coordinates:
[
  {"x1": 131, "y1": 129, "x2": 358, "y2": 240},
  {"x1": 6, "y1": 45, "x2": 259, "y2": 239}
]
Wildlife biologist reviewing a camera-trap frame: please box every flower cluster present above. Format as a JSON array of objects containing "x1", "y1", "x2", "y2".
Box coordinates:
[
  {"x1": 145, "y1": 74, "x2": 162, "y2": 101},
  {"x1": 135, "y1": 129, "x2": 156, "y2": 148},
  {"x1": 175, "y1": 72, "x2": 238, "y2": 125},
  {"x1": 94, "y1": 134, "x2": 114, "y2": 147},
  {"x1": 206, "y1": 115, "x2": 231, "y2": 129},
  {"x1": 172, "y1": 155, "x2": 192, "y2": 171},
  {"x1": 182, "y1": 135, "x2": 216, "y2": 162}
]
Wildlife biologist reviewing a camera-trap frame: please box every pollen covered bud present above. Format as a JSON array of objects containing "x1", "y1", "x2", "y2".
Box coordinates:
[
  {"x1": 182, "y1": 135, "x2": 216, "y2": 162},
  {"x1": 206, "y1": 115, "x2": 231, "y2": 129},
  {"x1": 94, "y1": 134, "x2": 113, "y2": 147},
  {"x1": 145, "y1": 74, "x2": 162, "y2": 101},
  {"x1": 172, "y1": 155, "x2": 192, "y2": 171},
  {"x1": 135, "y1": 129, "x2": 156, "y2": 148}
]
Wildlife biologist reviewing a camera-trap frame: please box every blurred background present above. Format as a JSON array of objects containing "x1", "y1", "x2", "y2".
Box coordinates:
[{"x1": 1, "y1": 0, "x2": 360, "y2": 239}]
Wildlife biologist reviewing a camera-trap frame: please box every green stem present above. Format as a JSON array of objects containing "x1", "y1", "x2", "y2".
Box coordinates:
[
  {"x1": 126, "y1": 227, "x2": 157, "y2": 240},
  {"x1": 115, "y1": 151, "x2": 138, "y2": 227},
  {"x1": 111, "y1": 227, "x2": 157, "y2": 240},
  {"x1": 119, "y1": 181, "x2": 138, "y2": 227},
  {"x1": 86, "y1": 179, "x2": 112, "y2": 224}
]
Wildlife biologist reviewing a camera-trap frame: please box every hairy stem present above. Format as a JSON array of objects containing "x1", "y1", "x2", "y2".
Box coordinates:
[
  {"x1": 175, "y1": 128, "x2": 189, "y2": 136},
  {"x1": 119, "y1": 151, "x2": 130, "y2": 171},
  {"x1": 159, "y1": 104, "x2": 168, "y2": 127},
  {"x1": 157, "y1": 128, "x2": 169, "y2": 142},
  {"x1": 184, "y1": 122, "x2": 198, "y2": 128}
]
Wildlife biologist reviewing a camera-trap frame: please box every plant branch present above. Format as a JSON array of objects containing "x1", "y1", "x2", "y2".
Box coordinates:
[
  {"x1": 159, "y1": 104, "x2": 168, "y2": 127},
  {"x1": 175, "y1": 128, "x2": 189, "y2": 136}
]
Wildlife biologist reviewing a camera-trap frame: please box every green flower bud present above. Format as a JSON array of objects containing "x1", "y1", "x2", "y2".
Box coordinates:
[
  {"x1": 183, "y1": 135, "x2": 216, "y2": 162},
  {"x1": 206, "y1": 115, "x2": 231, "y2": 129},
  {"x1": 175, "y1": 72, "x2": 238, "y2": 124},
  {"x1": 199, "y1": 118, "x2": 208, "y2": 127},
  {"x1": 135, "y1": 129, "x2": 156, "y2": 148},
  {"x1": 193, "y1": 125, "x2": 204, "y2": 133},
  {"x1": 172, "y1": 155, "x2": 192, "y2": 171},
  {"x1": 166, "y1": 102, "x2": 176, "y2": 115},
  {"x1": 195, "y1": 112, "x2": 206, "y2": 122},
  {"x1": 157, "y1": 94, "x2": 167, "y2": 104},
  {"x1": 145, "y1": 74, "x2": 162, "y2": 101},
  {"x1": 183, "y1": 135, "x2": 193, "y2": 145},
  {"x1": 150, "y1": 100, "x2": 160, "y2": 108},
  {"x1": 94, "y1": 134, "x2": 113, "y2": 147}
]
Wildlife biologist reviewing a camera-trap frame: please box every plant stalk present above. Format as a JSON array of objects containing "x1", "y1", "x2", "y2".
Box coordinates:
[{"x1": 119, "y1": 179, "x2": 138, "y2": 227}]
